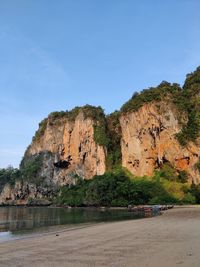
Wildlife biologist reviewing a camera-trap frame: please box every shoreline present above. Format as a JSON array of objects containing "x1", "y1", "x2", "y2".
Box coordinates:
[
  {"x1": 1, "y1": 206, "x2": 200, "y2": 266},
  {"x1": 1, "y1": 203, "x2": 198, "y2": 208},
  {"x1": 0, "y1": 222, "x2": 103, "y2": 244}
]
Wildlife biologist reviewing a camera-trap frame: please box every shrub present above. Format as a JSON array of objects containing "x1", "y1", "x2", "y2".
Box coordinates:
[
  {"x1": 0, "y1": 167, "x2": 21, "y2": 191},
  {"x1": 156, "y1": 163, "x2": 177, "y2": 181},
  {"x1": 33, "y1": 118, "x2": 48, "y2": 141},
  {"x1": 57, "y1": 177, "x2": 89, "y2": 206},
  {"x1": 182, "y1": 193, "x2": 196, "y2": 204},
  {"x1": 94, "y1": 123, "x2": 109, "y2": 147},
  {"x1": 178, "y1": 171, "x2": 188, "y2": 183},
  {"x1": 190, "y1": 183, "x2": 200, "y2": 203},
  {"x1": 20, "y1": 153, "x2": 45, "y2": 186}
]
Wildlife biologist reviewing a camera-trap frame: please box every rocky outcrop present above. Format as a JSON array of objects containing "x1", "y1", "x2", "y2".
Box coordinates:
[
  {"x1": 23, "y1": 110, "x2": 106, "y2": 187},
  {"x1": 0, "y1": 181, "x2": 55, "y2": 205},
  {"x1": 0, "y1": 107, "x2": 107, "y2": 205},
  {"x1": 120, "y1": 101, "x2": 200, "y2": 183}
]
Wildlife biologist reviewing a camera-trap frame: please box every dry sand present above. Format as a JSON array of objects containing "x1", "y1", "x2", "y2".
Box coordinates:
[{"x1": 0, "y1": 206, "x2": 200, "y2": 267}]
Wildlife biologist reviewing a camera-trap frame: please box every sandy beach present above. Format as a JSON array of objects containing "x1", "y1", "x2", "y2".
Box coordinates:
[{"x1": 0, "y1": 206, "x2": 200, "y2": 267}]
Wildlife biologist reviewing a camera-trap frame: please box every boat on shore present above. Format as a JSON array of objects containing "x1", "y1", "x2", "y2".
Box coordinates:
[{"x1": 128, "y1": 205, "x2": 174, "y2": 214}]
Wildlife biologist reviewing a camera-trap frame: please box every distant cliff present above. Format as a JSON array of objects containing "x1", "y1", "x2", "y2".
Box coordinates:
[{"x1": 1, "y1": 67, "x2": 200, "y2": 205}]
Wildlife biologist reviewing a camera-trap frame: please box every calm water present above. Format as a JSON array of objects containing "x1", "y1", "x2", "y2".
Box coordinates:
[{"x1": 0, "y1": 206, "x2": 156, "y2": 242}]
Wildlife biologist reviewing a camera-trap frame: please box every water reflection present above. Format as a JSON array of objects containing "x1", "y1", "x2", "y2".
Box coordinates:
[
  {"x1": 0, "y1": 207, "x2": 157, "y2": 240},
  {"x1": 0, "y1": 231, "x2": 13, "y2": 242}
]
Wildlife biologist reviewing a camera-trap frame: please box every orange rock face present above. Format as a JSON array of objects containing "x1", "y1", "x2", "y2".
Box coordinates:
[
  {"x1": 120, "y1": 102, "x2": 200, "y2": 183},
  {"x1": 26, "y1": 111, "x2": 106, "y2": 186}
]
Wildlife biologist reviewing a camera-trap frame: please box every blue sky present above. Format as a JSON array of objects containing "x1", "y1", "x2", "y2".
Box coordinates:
[{"x1": 0, "y1": 0, "x2": 200, "y2": 168}]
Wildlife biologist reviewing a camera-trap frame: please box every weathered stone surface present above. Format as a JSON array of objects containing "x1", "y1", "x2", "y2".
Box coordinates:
[
  {"x1": 25, "y1": 111, "x2": 106, "y2": 186},
  {"x1": 0, "y1": 181, "x2": 55, "y2": 205},
  {"x1": 120, "y1": 102, "x2": 200, "y2": 183}
]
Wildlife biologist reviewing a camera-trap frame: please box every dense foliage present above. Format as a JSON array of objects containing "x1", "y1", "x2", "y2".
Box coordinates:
[
  {"x1": 57, "y1": 166, "x2": 196, "y2": 207},
  {"x1": 20, "y1": 153, "x2": 45, "y2": 186},
  {"x1": 174, "y1": 68, "x2": 200, "y2": 145},
  {"x1": 0, "y1": 153, "x2": 50, "y2": 189},
  {"x1": 0, "y1": 167, "x2": 21, "y2": 191},
  {"x1": 190, "y1": 183, "x2": 200, "y2": 204},
  {"x1": 121, "y1": 82, "x2": 181, "y2": 113},
  {"x1": 106, "y1": 111, "x2": 122, "y2": 169},
  {"x1": 67, "y1": 105, "x2": 104, "y2": 121}
]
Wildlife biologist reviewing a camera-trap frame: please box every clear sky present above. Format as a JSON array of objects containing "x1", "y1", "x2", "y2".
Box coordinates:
[{"x1": 0, "y1": 0, "x2": 200, "y2": 168}]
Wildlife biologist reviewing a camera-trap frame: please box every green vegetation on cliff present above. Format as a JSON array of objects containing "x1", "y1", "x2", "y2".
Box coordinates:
[
  {"x1": 106, "y1": 111, "x2": 122, "y2": 168},
  {"x1": 121, "y1": 67, "x2": 200, "y2": 146},
  {"x1": 175, "y1": 68, "x2": 200, "y2": 145},
  {"x1": 33, "y1": 118, "x2": 48, "y2": 141},
  {"x1": 67, "y1": 105, "x2": 105, "y2": 121},
  {"x1": 20, "y1": 153, "x2": 46, "y2": 186},
  {"x1": 0, "y1": 153, "x2": 47, "y2": 191},
  {"x1": 0, "y1": 167, "x2": 20, "y2": 191},
  {"x1": 121, "y1": 82, "x2": 181, "y2": 113}
]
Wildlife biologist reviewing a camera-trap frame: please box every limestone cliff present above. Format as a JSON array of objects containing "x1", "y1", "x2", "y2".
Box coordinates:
[
  {"x1": 0, "y1": 106, "x2": 107, "y2": 205},
  {"x1": 120, "y1": 101, "x2": 200, "y2": 183},
  {"x1": 119, "y1": 68, "x2": 200, "y2": 183},
  {"x1": 23, "y1": 108, "x2": 106, "y2": 187},
  {"x1": 1, "y1": 67, "x2": 200, "y2": 205}
]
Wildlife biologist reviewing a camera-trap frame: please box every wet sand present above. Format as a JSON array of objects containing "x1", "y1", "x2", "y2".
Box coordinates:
[{"x1": 0, "y1": 206, "x2": 200, "y2": 267}]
